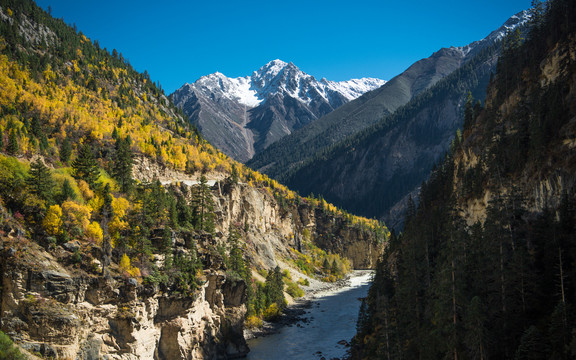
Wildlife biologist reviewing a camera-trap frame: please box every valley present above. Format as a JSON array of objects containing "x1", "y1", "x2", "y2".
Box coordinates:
[{"x1": 1, "y1": 0, "x2": 574, "y2": 359}]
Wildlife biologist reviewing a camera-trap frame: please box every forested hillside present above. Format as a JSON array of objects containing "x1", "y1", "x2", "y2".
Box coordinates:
[
  {"x1": 0, "y1": 1, "x2": 388, "y2": 358},
  {"x1": 352, "y1": 0, "x2": 576, "y2": 358},
  {"x1": 282, "y1": 42, "x2": 500, "y2": 229}
]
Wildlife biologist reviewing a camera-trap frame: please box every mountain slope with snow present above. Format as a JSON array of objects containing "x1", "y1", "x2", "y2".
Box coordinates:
[
  {"x1": 248, "y1": 10, "x2": 532, "y2": 230},
  {"x1": 170, "y1": 61, "x2": 385, "y2": 162}
]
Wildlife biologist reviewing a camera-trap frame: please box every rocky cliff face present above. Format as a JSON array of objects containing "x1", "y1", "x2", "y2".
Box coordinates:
[
  {"x1": 0, "y1": 218, "x2": 248, "y2": 360},
  {"x1": 0, "y1": 163, "x2": 384, "y2": 359}
]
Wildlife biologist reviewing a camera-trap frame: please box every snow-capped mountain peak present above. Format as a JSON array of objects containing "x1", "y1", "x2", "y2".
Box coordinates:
[{"x1": 170, "y1": 61, "x2": 386, "y2": 161}]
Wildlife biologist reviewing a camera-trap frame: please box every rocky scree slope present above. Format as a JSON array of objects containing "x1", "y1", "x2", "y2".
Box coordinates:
[{"x1": 170, "y1": 60, "x2": 385, "y2": 162}]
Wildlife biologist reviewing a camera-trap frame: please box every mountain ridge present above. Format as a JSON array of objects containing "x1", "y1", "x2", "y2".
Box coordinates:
[
  {"x1": 170, "y1": 60, "x2": 385, "y2": 162},
  {"x1": 247, "y1": 10, "x2": 531, "y2": 229}
]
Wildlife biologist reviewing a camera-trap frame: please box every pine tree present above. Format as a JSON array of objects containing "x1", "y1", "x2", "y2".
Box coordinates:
[
  {"x1": 27, "y1": 158, "x2": 55, "y2": 204},
  {"x1": 265, "y1": 266, "x2": 285, "y2": 308},
  {"x1": 30, "y1": 117, "x2": 41, "y2": 138},
  {"x1": 112, "y1": 136, "x2": 133, "y2": 193},
  {"x1": 7, "y1": 130, "x2": 18, "y2": 155},
  {"x1": 193, "y1": 175, "x2": 214, "y2": 233},
  {"x1": 228, "y1": 227, "x2": 248, "y2": 280},
  {"x1": 514, "y1": 326, "x2": 548, "y2": 360},
  {"x1": 229, "y1": 163, "x2": 239, "y2": 184},
  {"x1": 102, "y1": 183, "x2": 113, "y2": 219},
  {"x1": 58, "y1": 178, "x2": 76, "y2": 203},
  {"x1": 464, "y1": 91, "x2": 475, "y2": 130},
  {"x1": 59, "y1": 136, "x2": 71, "y2": 164},
  {"x1": 176, "y1": 194, "x2": 192, "y2": 229},
  {"x1": 72, "y1": 143, "x2": 100, "y2": 188}
]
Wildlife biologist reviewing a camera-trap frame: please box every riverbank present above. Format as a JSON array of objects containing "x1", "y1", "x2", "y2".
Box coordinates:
[
  {"x1": 245, "y1": 270, "x2": 374, "y2": 360},
  {"x1": 244, "y1": 270, "x2": 373, "y2": 340}
]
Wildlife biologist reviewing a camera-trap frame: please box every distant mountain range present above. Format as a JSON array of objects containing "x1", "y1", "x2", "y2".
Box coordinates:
[
  {"x1": 248, "y1": 10, "x2": 532, "y2": 229},
  {"x1": 170, "y1": 60, "x2": 385, "y2": 162}
]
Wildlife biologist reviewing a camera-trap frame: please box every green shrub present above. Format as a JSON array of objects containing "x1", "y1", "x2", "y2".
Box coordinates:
[
  {"x1": 286, "y1": 281, "x2": 304, "y2": 298},
  {"x1": 0, "y1": 331, "x2": 27, "y2": 360}
]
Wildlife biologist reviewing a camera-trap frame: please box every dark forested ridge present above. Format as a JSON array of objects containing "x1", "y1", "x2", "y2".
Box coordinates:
[
  {"x1": 281, "y1": 42, "x2": 500, "y2": 230},
  {"x1": 352, "y1": 1, "x2": 576, "y2": 359}
]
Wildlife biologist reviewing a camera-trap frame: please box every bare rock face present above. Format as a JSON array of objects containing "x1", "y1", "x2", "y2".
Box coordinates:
[
  {"x1": 0, "y1": 248, "x2": 248, "y2": 360},
  {"x1": 214, "y1": 182, "x2": 383, "y2": 269}
]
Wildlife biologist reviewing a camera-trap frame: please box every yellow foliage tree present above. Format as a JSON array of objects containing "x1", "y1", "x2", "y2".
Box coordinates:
[
  {"x1": 77, "y1": 180, "x2": 94, "y2": 200},
  {"x1": 119, "y1": 253, "x2": 141, "y2": 278},
  {"x1": 111, "y1": 196, "x2": 130, "y2": 218},
  {"x1": 109, "y1": 216, "x2": 128, "y2": 244},
  {"x1": 42, "y1": 205, "x2": 63, "y2": 236},
  {"x1": 86, "y1": 221, "x2": 103, "y2": 245},
  {"x1": 61, "y1": 200, "x2": 92, "y2": 233}
]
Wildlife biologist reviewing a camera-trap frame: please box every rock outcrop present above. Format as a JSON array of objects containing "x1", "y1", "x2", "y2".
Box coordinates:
[{"x1": 0, "y1": 238, "x2": 248, "y2": 360}]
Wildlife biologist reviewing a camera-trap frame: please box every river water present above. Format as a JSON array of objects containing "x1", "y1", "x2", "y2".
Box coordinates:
[{"x1": 246, "y1": 270, "x2": 373, "y2": 360}]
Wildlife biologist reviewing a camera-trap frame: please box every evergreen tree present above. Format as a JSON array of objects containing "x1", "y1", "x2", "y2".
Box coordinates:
[
  {"x1": 72, "y1": 143, "x2": 100, "y2": 188},
  {"x1": 59, "y1": 136, "x2": 71, "y2": 164},
  {"x1": 27, "y1": 158, "x2": 55, "y2": 204},
  {"x1": 30, "y1": 116, "x2": 41, "y2": 138},
  {"x1": 265, "y1": 266, "x2": 285, "y2": 308},
  {"x1": 112, "y1": 136, "x2": 133, "y2": 193},
  {"x1": 101, "y1": 183, "x2": 113, "y2": 219},
  {"x1": 229, "y1": 163, "x2": 239, "y2": 184},
  {"x1": 228, "y1": 227, "x2": 249, "y2": 280},
  {"x1": 176, "y1": 194, "x2": 192, "y2": 229},
  {"x1": 0, "y1": 130, "x2": 4, "y2": 151},
  {"x1": 514, "y1": 326, "x2": 548, "y2": 360},
  {"x1": 58, "y1": 178, "x2": 76, "y2": 203},
  {"x1": 7, "y1": 130, "x2": 18, "y2": 155},
  {"x1": 192, "y1": 175, "x2": 214, "y2": 233},
  {"x1": 464, "y1": 91, "x2": 475, "y2": 129}
]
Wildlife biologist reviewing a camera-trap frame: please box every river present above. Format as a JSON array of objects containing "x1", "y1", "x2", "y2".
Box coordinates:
[{"x1": 246, "y1": 270, "x2": 373, "y2": 360}]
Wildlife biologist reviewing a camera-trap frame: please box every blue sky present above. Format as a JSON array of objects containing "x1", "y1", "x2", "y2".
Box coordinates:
[{"x1": 36, "y1": 0, "x2": 533, "y2": 94}]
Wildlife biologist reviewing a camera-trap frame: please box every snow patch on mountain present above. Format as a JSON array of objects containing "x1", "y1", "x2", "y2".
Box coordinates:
[
  {"x1": 189, "y1": 72, "x2": 261, "y2": 107},
  {"x1": 324, "y1": 78, "x2": 387, "y2": 100},
  {"x1": 183, "y1": 60, "x2": 386, "y2": 108},
  {"x1": 458, "y1": 10, "x2": 532, "y2": 56}
]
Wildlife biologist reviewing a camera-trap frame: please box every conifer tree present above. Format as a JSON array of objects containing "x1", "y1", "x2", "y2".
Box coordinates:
[
  {"x1": 176, "y1": 194, "x2": 192, "y2": 229},
  {"x1": 7, "y1": 130, "x2": 18, "y2": 155},
  {"x1": 112, "y1": 136, "x2": 133, "y2": 193},
  {"x1": 265, "y1": 266, "x2": 285, "y2": 308},
  {"x1": 228, "y1": 227, "x2": 248, "y2": 280},
  {"x1": 72, "y1": 143, "x2": 100, "y2": 188},
  {"x1": 27, "y1": 158, "x2": 54, "y2": 204},
  {"x1": 59, "y1": 136, "x2": 71, "y2": 164},
  {"x1": 193, "y1": 175, "x2": 214, "y2": 233},
  {"x1": 58, "y1": 179, "x2": 76, "y2": 203},
  {"x1": 464, "y1": 91, "x2": 475, "y2": 129}
]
